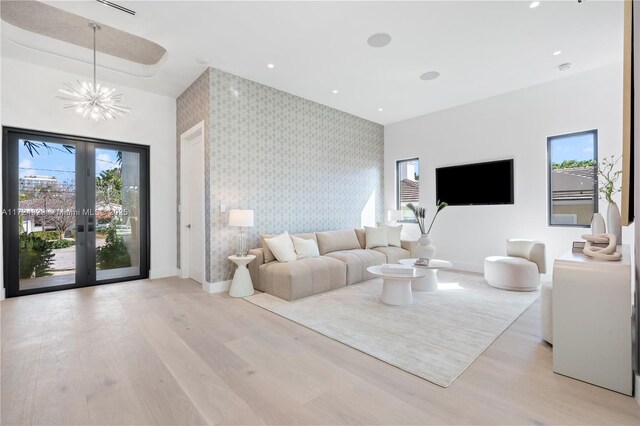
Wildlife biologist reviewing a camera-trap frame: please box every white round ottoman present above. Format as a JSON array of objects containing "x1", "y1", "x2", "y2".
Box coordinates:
[
  {"x1": 540, "y1": 281, "x2": 553, "y2": 344},
  {"x1": 484, "y1": 256, "x2": 540, "y2": 291}
]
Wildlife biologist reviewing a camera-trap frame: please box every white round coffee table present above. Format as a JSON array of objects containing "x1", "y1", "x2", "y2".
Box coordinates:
[
  {"x1": 228, "y1": 255, "x2": 256, "y2": 297},
  {"x1": 399, "y1": 258, "x2": 453, "y2": 291},
  {"x1": 367, "y1": 265, "x2": 428, "y2": 306}
]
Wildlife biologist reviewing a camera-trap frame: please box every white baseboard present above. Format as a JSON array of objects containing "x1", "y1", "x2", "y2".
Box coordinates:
[
  {"x1": 635, "y1": 374, "x2": 639, "y2": 405},
  {"x1": 451, "y1": 261, "x2": 483, "y2": 274},
  {"x1": 149, "y1": 267, "x2": 177, "y2": 279},
  {"x1": 202, "y1": 280, "x2": 231, "y2": 294}
]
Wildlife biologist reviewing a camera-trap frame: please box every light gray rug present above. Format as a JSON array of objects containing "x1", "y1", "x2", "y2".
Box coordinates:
[{"x1": 245, "y1": 270, "x2": 540, "y2": 387}]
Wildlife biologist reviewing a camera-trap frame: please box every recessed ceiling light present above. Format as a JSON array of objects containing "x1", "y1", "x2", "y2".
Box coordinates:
[
  {"x1": 378, "y1": 108, "x2": 384, "y2": 112},
  {"x1": 367, "y1": 33, "x2": 392, "y2": 48},
  {"x1": 420, "y1": 71, "x2": 441, "y2": 81},
  {"x1": 553, "y1": 50, "x2": 562, "y2": 56},
  {"x1": 558, "y1": 63, "x2": 571, "y2": 71},
  {"x1": 332, "y1": 89, "x2": 339, "y2": 94},
  {"x1": 267, "y1": 63, "x2": 275, "y2": 69},
  {"x1": 529, "y1": 1, "x2": 540, "y2": 8}
]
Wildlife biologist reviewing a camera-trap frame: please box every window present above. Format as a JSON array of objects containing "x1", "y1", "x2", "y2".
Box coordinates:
[
  {"x1": 547, "y1": 130, "x2": 598, "y2": 227},
  {"x1": 396, "y1": 158, "x2": 420, "y2": 221}
]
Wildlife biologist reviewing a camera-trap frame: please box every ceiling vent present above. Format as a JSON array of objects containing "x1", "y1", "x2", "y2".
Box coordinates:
[{"x1": 96, "y1": 0, "x2": 136, "y2": 16}]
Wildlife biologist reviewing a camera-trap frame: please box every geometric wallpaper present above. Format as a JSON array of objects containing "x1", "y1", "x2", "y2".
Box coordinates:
[{"x1": 178, "y1": 67, "x2": 384, "y2": 283}]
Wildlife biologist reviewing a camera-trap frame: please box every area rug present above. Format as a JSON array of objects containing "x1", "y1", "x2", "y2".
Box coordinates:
[{"x1": 245, "y1": 270, "x2": 540, "y2": 387}]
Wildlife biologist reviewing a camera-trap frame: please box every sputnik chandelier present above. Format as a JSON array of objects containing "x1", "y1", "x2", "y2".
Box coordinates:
[{"x1": 58, "y1": 23, "x2": 130, "y2": 121}]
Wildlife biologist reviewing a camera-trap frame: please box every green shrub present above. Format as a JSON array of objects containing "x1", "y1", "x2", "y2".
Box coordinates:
[
  {"x1": 31, "y1": 230, "x2": 61, "y2": 241},
  {"x1": 19, "y1": 233, "x2": 53, "y2": 278},
  {"x1": 49, "y1": 239, "x2": 75, "y2": 249},
  {"x1": 97, "y1": 228, "x2": 131, "y2": 270}
]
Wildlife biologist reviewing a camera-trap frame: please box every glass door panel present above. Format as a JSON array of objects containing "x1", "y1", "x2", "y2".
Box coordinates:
[
  {"x1": 95, "y1": 147, "x2": 141, "y2": 281},
  {"x1": 18, "y1": 139, "x2": 77, "y2": 291},
  {"x1": 3, "y1": 128, "x2": 149, "y2": 297}
]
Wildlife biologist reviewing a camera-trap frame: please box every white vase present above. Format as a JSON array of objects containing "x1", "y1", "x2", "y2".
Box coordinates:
[
  {"x1": 590, "y1": 212, "x2": 606, "y2": 235},
  {"x1": 606, "y1": 202, "x2": 622, "y2": 245},
  {"x1": 414, "y1": 233, "x2": 436, "y2": 266}
]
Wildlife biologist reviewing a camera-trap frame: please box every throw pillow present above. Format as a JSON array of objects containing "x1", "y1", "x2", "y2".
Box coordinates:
[
  {"x1": 291, "y1": 236, "x2": 320, "y2": 259},
  {"x1": 386, "y1": 225, "x2": 403, "y2": 247},
  {"x1": 364, "y1": 226, "x2": 388, "y2": 249},
  {"x1": 376, "y1": 222, "x2": 403, "y2": 247},
  {"x1": 260, "y1": 234, "x2": 276, "y2": 263},
  {"x1": 265, "y1": 232, "x2": 297, "y2": 262}
]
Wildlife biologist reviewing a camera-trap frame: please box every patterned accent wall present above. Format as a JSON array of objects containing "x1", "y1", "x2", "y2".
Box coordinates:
[
  {"x1": 176, "y1": 70, "x2": 210, "y2": 276},
  {"x1": 208, "y1": 68, "x2": 384, "y2": 283}
]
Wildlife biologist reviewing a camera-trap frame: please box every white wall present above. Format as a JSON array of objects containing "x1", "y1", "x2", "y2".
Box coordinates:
[
  {"x1": 385, "y1": 63, "x2": 632, "y2": 272},
  {"x1": 1, "y1": 57, "x2": 177, "y2": 291}
]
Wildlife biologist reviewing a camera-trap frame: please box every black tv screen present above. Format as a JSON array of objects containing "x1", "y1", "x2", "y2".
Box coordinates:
[{"x1": 436, "y1": 159, "x2": 514, "y2": 206}]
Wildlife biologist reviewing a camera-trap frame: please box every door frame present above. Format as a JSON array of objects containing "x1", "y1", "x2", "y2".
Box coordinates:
[
  {"x1": 179, "y1": 121, "x2": 206, "y2": 284},
  {"x1": 2, "y1": 126, "x2": 151, "y2": 297}
]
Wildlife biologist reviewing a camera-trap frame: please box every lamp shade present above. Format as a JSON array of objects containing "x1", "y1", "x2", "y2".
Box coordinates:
[
  {"x1": 387, "y1": 209, "x2": 404, "y2": 221},
  {"x1": 228, "y1": 209, "x2": 254, "y2": 227}
]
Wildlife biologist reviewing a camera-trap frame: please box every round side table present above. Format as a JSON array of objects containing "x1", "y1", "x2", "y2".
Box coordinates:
[
  {"x1": 399, "y1": 258, "x2": 452, "y2": 291},
  {"x1": 228, "y1": 255, "x2": 256, "y2": 298}
]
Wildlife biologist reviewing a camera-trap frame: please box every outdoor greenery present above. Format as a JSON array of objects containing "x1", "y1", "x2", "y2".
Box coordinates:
[
  {"x1": 595, "y1": 155, "x2": 622, "y2": 203},
  {"x1": 19, "y1": 233, "x2": 53, "y2": 278},
  {"x1": 31, "y1": 230, "x2": 61, "y2": 240},
  {"x1": 406, "y1": 201, "x2": 448, "y2": 234},
  {"x1": 551, "y1": 159, "x2": 596, "y2": 170},
  {"x1": 96, "y1": 227, "x2": 131, "y2": 270},
  {"x1": 96, "y1": 167, "x2": 123, "y2": 206},
  {"x1": 49, "y1": 239, "x2": 75, "y2": 249}
]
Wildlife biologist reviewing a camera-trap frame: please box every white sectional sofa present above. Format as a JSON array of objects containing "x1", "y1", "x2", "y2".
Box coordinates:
[{"x1": 248, "y1": 229, "x2": 413, "y2": 300}]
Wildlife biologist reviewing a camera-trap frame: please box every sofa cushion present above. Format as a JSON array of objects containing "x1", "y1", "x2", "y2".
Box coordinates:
[
  {"x1": 372, "y1": 246, "x2": 411, "y2": 264},
  {"x1": 364, "y1": 226, "x2": 388, "y2": 249},
  {"x1": 324, "y1": 249, "x2": 386, "y2": 285},
  {"x1": 354, "y1": 229, "x2": 366, "y2": 249},
  {"x1": 258, "y1": 256, "x2": 347, "y2": 300},
  {"x1": 316, "y1": 230, "x2": 361, "y2": 255},
  {"x1": 291, "y1": 236, "x2": 320, "y2": 259},
  {"x1": 265, "y1": 232, "x2": 297, "y2": 262}
]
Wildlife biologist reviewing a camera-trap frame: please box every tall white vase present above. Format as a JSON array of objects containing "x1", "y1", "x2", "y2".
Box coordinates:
[
  {"x1": 414, "y1": 233, "x2": 436, "y2": 266},
  {"x1": 606, "y1": 202, "x2": 622, "y2": 244}
]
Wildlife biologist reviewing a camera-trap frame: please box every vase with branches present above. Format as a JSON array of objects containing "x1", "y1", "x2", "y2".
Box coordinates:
[
  {"x1": 593, "y1": 155, "x2": 622, "y2": 243},
  {"x1": 406, "y1": 201, "x2": 448, "y2": 265}
]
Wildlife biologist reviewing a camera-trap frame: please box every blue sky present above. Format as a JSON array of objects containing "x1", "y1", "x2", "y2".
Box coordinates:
[
  {"x1": 18, "y1": 140, "x2": 119, "y2": 184},
  {"x1": 549, "y1": 133, "x2": 595, "y2": 163}
]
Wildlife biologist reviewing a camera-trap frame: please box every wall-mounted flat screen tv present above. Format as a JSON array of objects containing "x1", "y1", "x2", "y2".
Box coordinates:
[{"x1": 435, "y1": 159, "x2": 514, "y2": 206}]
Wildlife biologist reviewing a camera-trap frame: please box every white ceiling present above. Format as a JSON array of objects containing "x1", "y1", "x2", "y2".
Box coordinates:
[{"x1": 1, "y1": 1, "x2": 624, "y2": 125}]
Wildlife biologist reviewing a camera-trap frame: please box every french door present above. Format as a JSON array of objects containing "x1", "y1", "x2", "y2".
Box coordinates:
[{"x1": 3, "y1": 128, "x2": 149, "y2": 297}]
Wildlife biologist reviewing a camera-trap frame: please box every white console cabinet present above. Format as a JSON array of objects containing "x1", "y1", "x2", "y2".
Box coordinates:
[{"x1": 552, "y1": 245, "x2": 632, "y2": 395}]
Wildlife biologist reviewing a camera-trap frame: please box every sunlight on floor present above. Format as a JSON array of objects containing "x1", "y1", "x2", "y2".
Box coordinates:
[{"x1": 437, "y1": 281, "x2": 463, "y2": 291}]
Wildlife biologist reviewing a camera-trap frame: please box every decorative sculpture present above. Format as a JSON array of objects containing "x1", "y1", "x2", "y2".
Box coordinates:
[{"x1": 581, "y1": 233, "x2": 621, "y2": 261}]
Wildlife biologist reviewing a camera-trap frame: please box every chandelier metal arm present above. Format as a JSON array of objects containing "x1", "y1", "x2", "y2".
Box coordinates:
[{"x1": 56, "y1": 22, "x2": 130, "y2": 121}]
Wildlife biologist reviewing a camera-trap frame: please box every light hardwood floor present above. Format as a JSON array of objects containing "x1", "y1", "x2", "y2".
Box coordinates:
[{"x1": 1, "y1": 277, "x2": 639, "y2": 425}]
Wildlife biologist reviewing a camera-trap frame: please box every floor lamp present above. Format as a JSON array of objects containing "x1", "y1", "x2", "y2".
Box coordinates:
[{"x1": 228, "y1": 209, "x2": 254, "y2": 256}]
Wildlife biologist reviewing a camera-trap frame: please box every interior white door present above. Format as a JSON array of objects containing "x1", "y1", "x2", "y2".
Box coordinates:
[{"x1": 187, "y1": 137, "x2": 204, "y2": 284}]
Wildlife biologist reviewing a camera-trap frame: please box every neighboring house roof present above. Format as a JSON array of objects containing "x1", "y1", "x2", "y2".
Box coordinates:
[
  {"x1": 552, "y1": 167, "x2": 595, "y2": 201},
  {"x1": 400, "y1": 178, "x2": 419, "y2": 203}
]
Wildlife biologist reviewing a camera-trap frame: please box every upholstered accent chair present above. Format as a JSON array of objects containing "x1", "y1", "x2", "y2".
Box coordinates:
[{"x1": 484, "y1": 239, "x2": 546, "y2": 292}]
